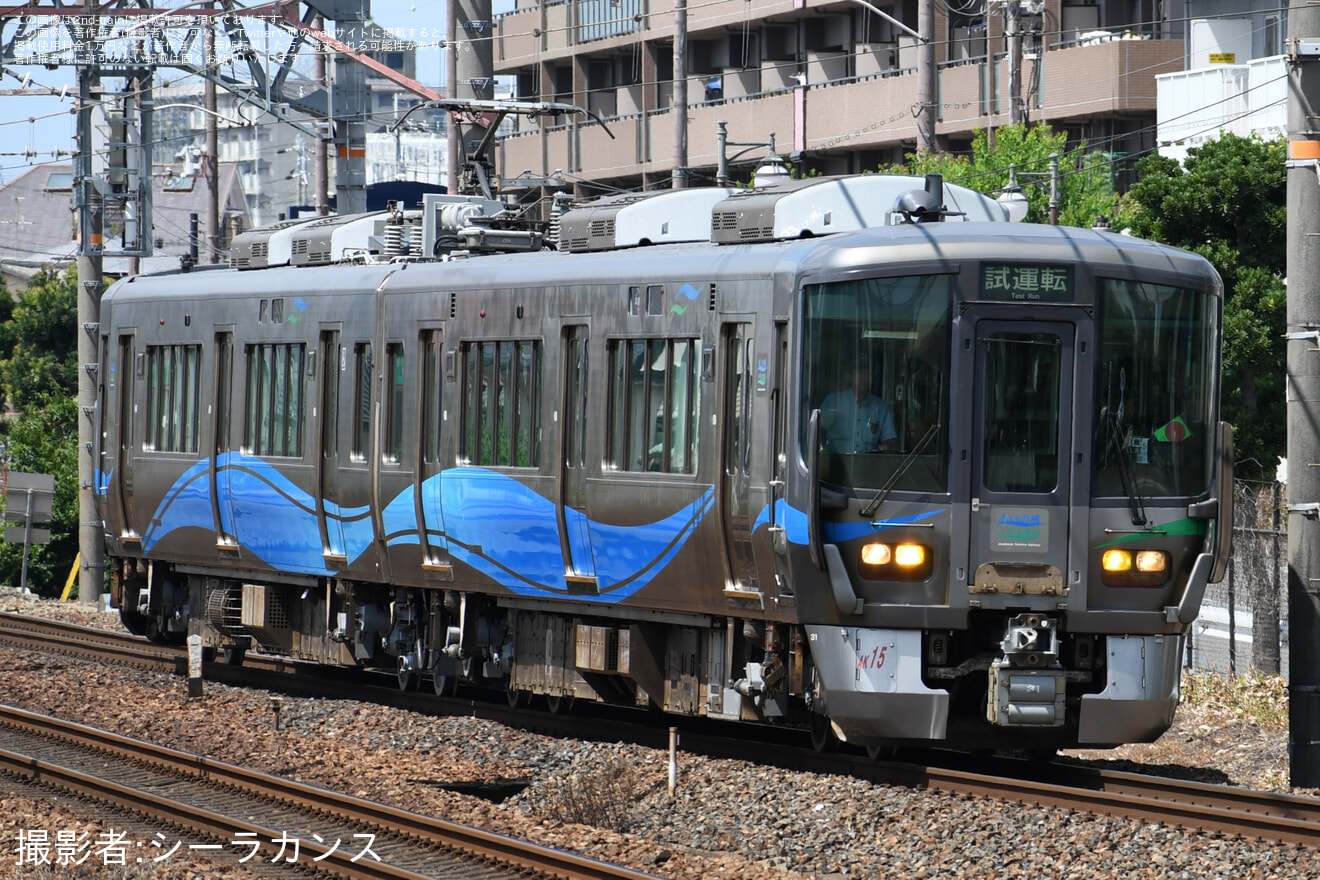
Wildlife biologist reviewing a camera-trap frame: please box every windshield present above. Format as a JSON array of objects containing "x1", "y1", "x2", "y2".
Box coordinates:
[
  {"x1": 801, "y1": 274, "x2": 951, "y2": 491},
  {"x1": 1093, "y1": 279, "x2": 1217, "y2": 498}
]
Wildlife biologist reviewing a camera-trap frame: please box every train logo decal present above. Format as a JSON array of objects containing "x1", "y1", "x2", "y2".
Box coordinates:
[
  {"x1": 138, "y1": 455, "x2": 712, "y2": 600},
  {"x1": 991, "y1": 508, "x2": 1047, "y2": 552},
  {"x1": 668, "y1": 283, "x2": 702, "y2": 316}
]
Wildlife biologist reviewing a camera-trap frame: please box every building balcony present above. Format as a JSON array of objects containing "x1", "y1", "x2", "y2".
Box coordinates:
[{"x1": 497, "y1": 35, "x2": 1183, "y2": 185}]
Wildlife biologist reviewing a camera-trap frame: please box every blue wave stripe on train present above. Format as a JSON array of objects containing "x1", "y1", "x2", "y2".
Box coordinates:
[
  {"x1": 139, "y1": 454, "x2": 714, "y2": 600},
  {"x1": 754, "y1": 498, "x2": 943, "y2": 544}
]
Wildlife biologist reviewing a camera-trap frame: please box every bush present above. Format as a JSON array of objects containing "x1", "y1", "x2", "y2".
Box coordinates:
[{"x1": 537, "y1": 756, "x2": 651, "y2": 832}]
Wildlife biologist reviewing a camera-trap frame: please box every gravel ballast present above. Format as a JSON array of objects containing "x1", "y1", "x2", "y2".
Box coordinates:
[{"x1": 0, "y1": 588, "x2": 1314, "y2": 879}]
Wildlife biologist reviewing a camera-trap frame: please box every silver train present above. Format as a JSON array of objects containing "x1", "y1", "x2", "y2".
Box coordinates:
[{"x1": 97, "y1": 175, "x2": 1232, "y2": 753}]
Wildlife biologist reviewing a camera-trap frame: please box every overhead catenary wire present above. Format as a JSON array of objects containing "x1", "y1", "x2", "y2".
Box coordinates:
[{"x1": 0, "y1": 2, "x2": 1293, "y2": 195}]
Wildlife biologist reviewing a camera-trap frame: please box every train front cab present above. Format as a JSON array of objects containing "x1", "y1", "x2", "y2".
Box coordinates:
[{"x1": 788, "y1": 240, "x2": 1230, "y2": 751}]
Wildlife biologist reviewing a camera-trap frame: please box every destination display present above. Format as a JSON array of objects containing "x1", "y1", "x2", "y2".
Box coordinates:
[{"x1": 979, "y1": 264, "x2": 1074, "y2": 303}]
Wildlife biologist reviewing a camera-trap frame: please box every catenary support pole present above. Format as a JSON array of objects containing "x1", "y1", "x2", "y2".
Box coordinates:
[
  {"x1": 1286, "y1": 0, "x2": 1320, "y2": 788},
  {"x1": 76, "y1": 35, "x2": 104, "y2": 607},
  {"x1": 672, "y1": 0, "x2": 688, "y2": 188},
  {"x1": 915, "y1": 0, "x2": 935, "y2": 151},
  {"x1": 205, "y1": 10, "x2": 220, "y2": 261}
]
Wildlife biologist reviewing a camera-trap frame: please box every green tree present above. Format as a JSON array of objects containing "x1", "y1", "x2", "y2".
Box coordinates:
[
  {"x1": 0, "y1": 268, "x2": 82, "y2": 597},
  {"x1": 1124, "y1": 134, "x2": 1287, "y2": 478},
  {"x1": 0, "y1": 394, "x2": 79, "y2": 597},
  {"x1": 892, "y1": 124, "x2": 1123, "y2": 228},
  {"x1": 0, "y1": 267, "x2": 78, "y2": 411}
]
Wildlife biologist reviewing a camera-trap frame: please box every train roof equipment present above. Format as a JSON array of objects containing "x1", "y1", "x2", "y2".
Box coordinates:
[{"x1": 226, "y1": 173, "x2": 1008, "y2": 271}]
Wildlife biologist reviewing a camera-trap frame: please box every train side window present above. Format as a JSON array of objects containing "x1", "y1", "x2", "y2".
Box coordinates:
[
  {"x1": 351, "y1": 343, "x2": 373, "y2": 461},
  {"x1": 628, "y1": 286, "x2": 641, "y2": 316},
  {"x1": 645, "y1": 285, "x2": 664, "y2": 317},
  {"x1": 144, "y1": 344, "x2": 201, "y2": 453},
  {"x1": 607, "y1": 337, "x2": 700, "y2": 474},
  {"x1": 421, "y1": 333, "x2": 441, "y2": 464},
  {"x1": 515, "y1": 341, "x2": 541, "y2": 467},
  {"x1": 243, "y1": 342, "x2": 306, "y2": 458},
  {"x1": 384, "y1": 343, "x2": 405, "y2": 464},
  {"x1": 460, "y1": 340, "x2": 542, "y2": 467}
]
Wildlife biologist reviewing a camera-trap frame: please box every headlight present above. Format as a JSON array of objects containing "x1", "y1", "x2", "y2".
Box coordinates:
[
  {"x1": 895, "y1": 544, "x2": 927, "y2": 567},
  {"x1": 1135, "y1": 551, "x2": 1167, "y2": 573},
  {"x1": 859, "y1": 541, "x2": 933, "y2": 580},
  {"x1": 1100, "y1": 547, "x2": 1170, "y2": 587},
  {"x1": 1102, "y1": 549, "x2": 1132, "y2": 572},
  {"x1": 861, "y1": 543, "x2": 892, "y2": 565}
]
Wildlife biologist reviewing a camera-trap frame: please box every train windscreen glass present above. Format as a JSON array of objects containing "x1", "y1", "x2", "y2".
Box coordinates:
[
  {"x1": 1093, "y1": 279, "x2": 1217, "y2": 498},
  {"x1": 801, "y1": 274, "x2": 951, "y2": 491},
  {"x1": 981, "y1": 331, "x2": 1062, "y2": 493}
]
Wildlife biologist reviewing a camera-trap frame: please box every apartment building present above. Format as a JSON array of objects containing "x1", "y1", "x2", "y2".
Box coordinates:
[{"x1": 493, "y1": 0, "x2": 1184, "y2": 192}]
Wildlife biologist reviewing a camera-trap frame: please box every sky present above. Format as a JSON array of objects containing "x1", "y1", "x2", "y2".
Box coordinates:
[{"x1": 0, "y1": 0, "x2": 507, "y2": 183}]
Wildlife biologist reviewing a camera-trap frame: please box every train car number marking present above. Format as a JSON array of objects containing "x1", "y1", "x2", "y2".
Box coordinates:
[{"x1": 856, "y1": 645, "x2": 888, "y2": 670}]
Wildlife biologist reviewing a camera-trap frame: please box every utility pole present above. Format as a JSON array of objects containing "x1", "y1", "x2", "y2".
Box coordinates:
[
  {"x1": 1006, "y1": 0, "x2": 1022, "y2": 125},
  {"x1": 672, "y1": 0, "x2": 688, "y2": 188},
  {"x1": 915, "y1": 0, "x2": 935, "y2": 151},
  {"x1": 75, "y1": 9, "x2": 104, "y2": 607},
  {"x1": 313, "y1": 13, "x2": 330, "y2": 215},
  {"x1": 453, "y1": 0, "x2": 494, "y2": 194},
  {"x1": 1286, "y1": 0, "x2": 1320, "y2": 788},
  {"x1": 446, "y1": 1, "x2": 459, "y2": 192},
  {"x1": 204, "y1": 8, "x2": 220, "y2": 261}
]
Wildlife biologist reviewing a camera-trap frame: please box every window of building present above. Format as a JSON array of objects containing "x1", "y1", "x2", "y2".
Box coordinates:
[
  {"x1": 244, "y1": 342, "x2": 306, "y2": 457},
  {"x1": 461, "y1": 340, "x2": 541, "y2": 467},
  {"x1": 608, "y1": 338, "x2": 700, "y2": 473},
  {"x1": 144, "y1": 344, "x2": 201, "y2": 453}
]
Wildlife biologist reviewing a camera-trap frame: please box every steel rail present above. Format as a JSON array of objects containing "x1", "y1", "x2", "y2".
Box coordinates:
[
  {"x1": 4, "y1": 610, "x2": 1318, "y2": 848},
  {"x1": 0, "y1": 704, "x2": 662, "y2": 880}
]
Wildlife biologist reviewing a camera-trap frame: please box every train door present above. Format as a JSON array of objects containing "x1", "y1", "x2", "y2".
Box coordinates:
[
  {"x1": 211, "y1": 329, "x2": 237, "y2": 548},
  {"x1": 415, "y1": 327, "x2": 452, "y2": 574},
  {"x1": 558, "y1": 324, "x2": 597, "y2": 590},
  {"x1": 115, "y1": 333, "x2": 139, "y2": 542},
  {"x1": 316, "y1": 326, "x2": 347, "y2": 564},
  {"x1": 720, "y1": 323, "x2": 758, "y2": 591},
  {"x1": 968, "y1": 318, "x2": 1076, "y2": 594}
]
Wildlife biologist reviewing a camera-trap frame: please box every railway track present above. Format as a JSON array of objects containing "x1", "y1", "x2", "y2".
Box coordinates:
[
  {"x1": 0, "y1": 703, "x2": 662, "y2": 880},
  {"x1": 2, "y1": 611, "x2": 1317, "y2": 850}
]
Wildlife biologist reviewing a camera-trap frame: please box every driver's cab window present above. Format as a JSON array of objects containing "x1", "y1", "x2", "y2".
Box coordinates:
[{"x1": 802, "y1": 274, "x2": 952, "y2": 491}]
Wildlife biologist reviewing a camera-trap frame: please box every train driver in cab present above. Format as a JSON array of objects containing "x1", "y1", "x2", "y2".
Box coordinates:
[{"x1": 820, "y1": 355, "x2": 897, "y2": 453}]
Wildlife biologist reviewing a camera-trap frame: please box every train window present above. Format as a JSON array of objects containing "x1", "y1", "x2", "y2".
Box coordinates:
[
  {"x1": 243, "y1": 343, "x2": 306, "y2": 458},
  {"x1": 351, "y1": 343, "x2": 373, "y2": 461},
  {"x1": 460, "y1": 340, "x2": 542, "y2": 467},
  {"x1": 981, "y1": 331, "x2": 1061, "y2": 493},
  {"x1": 628, "y1": 286, "x2": 641, "y2": 316},
  {"x1": 646, "y1": 285, "x2": 664, "y2": 317},
  {"x1": 143, "y1": 344, "x2": 201, "y2": 453},
  {"x1": 1093, "y1": 280, "x2": 1217, "y2": 498},
  {"x1": 421, "y1": 333, "x2": 441, "y2": 464},
  {"x1": 801, "y1": 274, "x2": 951, "y2": 491},
  {"x1": 724, "y1": 329, "x2": 753, "y2": 477},
  {"x1": 384, "y1": 343, "x2": 405, "y2": 464},
  {"x1": 607, "y1": 337, "x2": 700, "y2": 474}
]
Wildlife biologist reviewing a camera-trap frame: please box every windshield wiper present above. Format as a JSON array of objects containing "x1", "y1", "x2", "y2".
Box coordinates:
[
  {"x1": 859, "y1": 423, "x2": 941, "y2": 519},
  {"x1": 1105, "y1": 410, "x2": 1148, "y2": 527}
]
